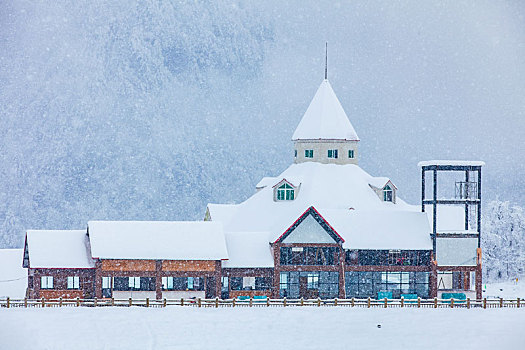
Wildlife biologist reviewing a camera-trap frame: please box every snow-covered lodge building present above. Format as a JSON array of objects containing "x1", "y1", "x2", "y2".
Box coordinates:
[{"x1": 22, "y1": 78, "x2": 483, "y2": 300}]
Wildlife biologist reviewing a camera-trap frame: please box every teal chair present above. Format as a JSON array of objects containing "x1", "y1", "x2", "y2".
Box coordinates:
[{"x1": 442, "y1": 292, "x2": 466, "y2": 303}]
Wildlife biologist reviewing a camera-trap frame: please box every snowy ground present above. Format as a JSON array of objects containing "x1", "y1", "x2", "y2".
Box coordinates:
[
  {"x1": 483, "y1": 279, "x2": 525, "y2": 299},
  {"x1": 1, "y1": 307, "x2": 524, "y2": 350}
]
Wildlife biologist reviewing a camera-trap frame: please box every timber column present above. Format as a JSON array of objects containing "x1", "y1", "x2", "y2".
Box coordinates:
[{"x1": 94, "y1": 259, "x2": 102, "y2": 299}]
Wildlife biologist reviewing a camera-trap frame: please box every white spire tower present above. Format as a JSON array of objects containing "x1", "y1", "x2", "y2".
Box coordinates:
[{"x1": 292, "y1": 45, "x2": 360, "y2": 165}]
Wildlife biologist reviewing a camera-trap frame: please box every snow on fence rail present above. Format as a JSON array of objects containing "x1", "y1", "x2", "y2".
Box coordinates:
[{"x1": 0, "y1": 297, "x2": 523, "y2": 309}]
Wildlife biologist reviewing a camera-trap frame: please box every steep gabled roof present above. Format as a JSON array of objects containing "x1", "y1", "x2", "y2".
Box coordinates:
[
  {"x1": 275, "y1": 206, "x2": 344, "y2": 244},
  {"x1": 24, "y1": 230, "x2": 95, "y2": 268},
  {"x1": 292, "y1": 79, "x2": 359, "y2": 141}
]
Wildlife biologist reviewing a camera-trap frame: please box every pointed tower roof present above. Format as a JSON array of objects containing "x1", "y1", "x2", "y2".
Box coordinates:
[{"x1": 292, "y1": 80, "x2": 359, "y2": 141}]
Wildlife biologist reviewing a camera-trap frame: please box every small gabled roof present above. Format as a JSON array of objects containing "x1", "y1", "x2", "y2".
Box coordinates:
[
  {"x1": 369, "y1": 177, "x2": 397, "y2": 190},
  {"x1": 292, "y1": 79, "x2": 359, "y2": 141},
  {"x1": 88, "y1": 221, "x2": 228, "y2": 261},
  {"x1": 24, "y1": 230, "x2": 95, "y2": 269},
  {"x1": 272, "y1": 178, "x2": 297, "y2": 189},
  {"x1": 275, "y1": 206, "x2": 345, "y2": 244}
]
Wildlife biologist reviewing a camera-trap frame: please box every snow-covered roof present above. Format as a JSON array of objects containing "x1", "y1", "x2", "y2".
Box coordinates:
[
  {"x1": 418, "y1": 160, "x2": 485, "y2": 167},
  {"x1": 206, "y1": 204, "x2": 239, "y2": 227},
  {"x1": 368, "y1": 177, "x2": 396, "y2": 189},
  {"x1": 25, "y1": 230, "x2": 95, "y2": 268},
  {"x1": 321, "y1": 209, "x2": 432, "y2": 250},
  {"x1": 88, "y1": 221, "x2": 228, "y2": 260},
  {"x1": 0, "y1": 249, "x2": 27, "y2": 298},
  {"x1": 292, "y1": 80, "x2": 359, "y2": 141},
  {"x1": 208, "y1": 162, "x2": 427, "y2": 247},
  {"x1": 222, "y1": 232, "x2": 274, "y2": 268}
]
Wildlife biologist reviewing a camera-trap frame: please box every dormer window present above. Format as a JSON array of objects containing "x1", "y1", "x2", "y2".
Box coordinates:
[
  {"x1": 348, "y1": 150, "x2": 354, "y2": 159},
  {"x1": 383, "y1": 185, "x2": 393, "y2": 202},
  {"x1": 294, "y1": 150, "x2": 297, "y2": 158},
  {"x1": 369, "y1": 179, "x2": 397, "y2": 203},
  {"x1": 305, "y1": 150, "x2": 314, "y2": 158},
  {"x1": 277, "y1": 183, "x2": 295, "y2": 200},
  {"x1": 327, "y1": 149, "x2": 338, "y2": 158},
  {"x1": 273, "y1": 179, "x2": 299, "y2": 201}
]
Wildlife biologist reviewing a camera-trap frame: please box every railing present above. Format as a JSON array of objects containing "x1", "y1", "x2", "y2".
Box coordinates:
[{"x1": 0, "y1": 296, "x2": 523, "y2": 309}]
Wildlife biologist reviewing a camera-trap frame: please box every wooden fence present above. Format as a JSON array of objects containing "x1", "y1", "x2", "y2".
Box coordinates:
[{"x1": 0, "y1": 297, "x2": 523, "y2": 309}]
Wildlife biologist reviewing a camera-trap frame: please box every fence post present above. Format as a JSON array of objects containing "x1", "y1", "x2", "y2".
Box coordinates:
[
  {"x1": 129, "y1": 297, "x2": 132, "y2": 307},
  {"x1": 76, "y1": 297, "x2": 80, "y2": 307},
  {"x1": 401, "y1": 297, "x2": 404, "y2": 308},
  {"x1": 59, "y1": 297, "x2": 62, "y2": 307},
  {"x1": 215, "y1": 297, "x2": 219, "y2": 308},
  {"x1": 383, "y1": 297, "x2": 387, "y2": 308},
  {"x1": 111, "y1": 297, "x2": 114, "y2": 307},
  {"x1": 500, "y1": 298, "x2": 503, "y2": 308},
  {"x1": 317, "y1": 298, "x2": 321, "y2": 307},
  {"x1": 163, "y1": 298, "x2": 166, "y2": 307},
  {"x1": 334, "y1": 298, "x2": 338, "y2": 306},
  {"x1": 41, "y1": 297, "x2": 45, "y2": 308},
  {"x1": 351, "y1": 297, "x2": 355, "y2": 307},
  {"x1": 434, "y1": 297, "x2": 437, "y2": 308},
  {"x1": 417, "y1": 297, "x2": 421, "y2": 308},
  {"x1": 146, "y1": 298, "x2": 149, "y2": 308},
  {"x1": 467, "y1": 298, "x2": 470, "y2": 309},
  {"x1": 483, "y1": 298, "x2": 486, "y2": 309},
  {"x1": 24, "y1": 297, "x2": 27, "y2": 308},
  {"x1": 232, "y1": 298, "x2": 236, "y2": 307},
  {"x1": 518, "y1": 298, "x2": 520, "y2": 308},
  {"x1": 300, "y1": 297, "x2": 304, "y2": 306},
  {"x1": 450, "y1": 298, "x2": 454, "y2": 308},
  {"x1": 198, "y1": 298, "x2": 201, "y2": 308},
  {"x1": 6, "y1": 297, "x2": 9, "y2": 308},
  {"x1": 266, "y1": 297, "x2": 270, "y2": 307},
  {"x1": 283, "y1": 297, "x2": 287, "y2": 307},
  {"x1": 94, "y1": 297, "x2": 97, "y2": 307},
  {"x1": 249, "y1": 296, "x2": 253, "y2": 307},
  {"x1": 181, "y1": 298, "x2": 184, "y2": 306},
  {"x1": 367, "y1": 297, "x2": 370, "y2": 308}
]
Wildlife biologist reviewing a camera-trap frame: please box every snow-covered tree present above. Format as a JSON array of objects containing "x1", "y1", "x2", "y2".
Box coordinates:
[{"x1": 482, "y1": 200, "x2": 525, "y2": 282}]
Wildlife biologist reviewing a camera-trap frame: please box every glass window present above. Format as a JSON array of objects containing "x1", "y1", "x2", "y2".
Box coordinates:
[
  {"x1": 307, "y1": 273, "x2": 319, "y2": 289},
  {"x1": 255, "y1": 277, "x2": 272, "y2": 290},
  {"x1": 305, "y1": 149, "x2": 314, "y2": 158},
  {"x1": 348, "y1": 150, "x2": 354, "y2": 158},
  {"x1": 129, "y1": 277, "x2": 140, "y2": 289},
  {"x1": 67, "y1": 276, "x2": 80, "y2": 289},
  {"x1": 294, "y1": 150, "x2": 297, "y2": 158},
  {"x1": 277, "y1": 183, "x2": 295, "y2": 201},
  {"x1": 383, "y1": 185, "x2": 393, "y2": 202},
  {"x1": 102, "y1": 277, "x2": 112, "y2": 289},
  {"x1": 242, "y1": 277, "x2": 255, "y2": 290},
  {"x1": 327, "y1": 149, "x2": 338, "y2": 158},
  {"x1": 231, "y1": 277, "x2": 243, "y2": 291},
  {"x1": 41, "y1": 276, "x2": 53, "y2": 289}
]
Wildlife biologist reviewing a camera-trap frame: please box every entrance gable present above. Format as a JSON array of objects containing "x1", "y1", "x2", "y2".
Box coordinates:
[{"x1": 276, "y1": 207, "x2": 344, "y2": 244}]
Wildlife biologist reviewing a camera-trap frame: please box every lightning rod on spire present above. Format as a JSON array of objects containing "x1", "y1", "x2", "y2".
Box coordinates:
[{"x1": 325, "y1": 42, "x2": 328, "y2": 80}]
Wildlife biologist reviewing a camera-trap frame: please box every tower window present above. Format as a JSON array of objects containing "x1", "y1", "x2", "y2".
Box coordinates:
[
  {"x1": 348, "y1": 150, "x2": 354, "y2": 158},
  {"x1": 383, "y1": 185, "x2": 393, "y2": 202},
  {"x1": 294, "y1": 150, "x2": 297, "y2": 158},
  {"x1": 277, "y1": 183, "x2": 295, "y2": 201},
  {"x1": 305, "y1": 150, "x2": 314, "y2": 158},
  {"x1": 328, "y1": 149, "x2": 338, "y2": 158}
]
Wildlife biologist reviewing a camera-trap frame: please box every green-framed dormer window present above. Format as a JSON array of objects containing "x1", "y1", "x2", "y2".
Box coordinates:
[
  {"x1": 348, "y1": 150, "x2": 354, "y2": 158},
  {"x1": 277, "y1": 183, "x2": 295, "y2": 201},
  {"x1": 305, "y1": 149, "x2": 314, "y2": 158}
]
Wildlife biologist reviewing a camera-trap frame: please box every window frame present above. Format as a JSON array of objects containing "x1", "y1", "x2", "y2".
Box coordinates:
[
  {"x1": 383, "y1": 185, "x2": 393, "y2": 202},
  {"x1": 327, "y1": 149, "x2": 338, "y2": 159},
  {"x1": 41, "y1": 276, "x2": 53, "y2": 289},
  {"x1": 305, "y1": 149, "x2": 314, "y2": 158},
  {"x1": 276, "y1": 183, "x2": 295, "y2": 201},
  {"x1": 348, "y1": 150, "x2": 355, "y2": 159},
  {"x1": 67, "y1": 276, "x2": 80, "y2": 289}
]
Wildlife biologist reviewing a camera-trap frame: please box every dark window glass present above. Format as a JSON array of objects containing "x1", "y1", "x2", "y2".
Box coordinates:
[
  {"x1": 255, "y1": 277, "x2": 272, "y2": 290},
  {"x1": 113, "y1": 277, "x2": 129, "y2": 291},
  {"x1": 230, "y1": 277, "x2": 243, "y2": 291},
  {"x1": 140, "y1": 277, "x2": 156, "y2": 291}
]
